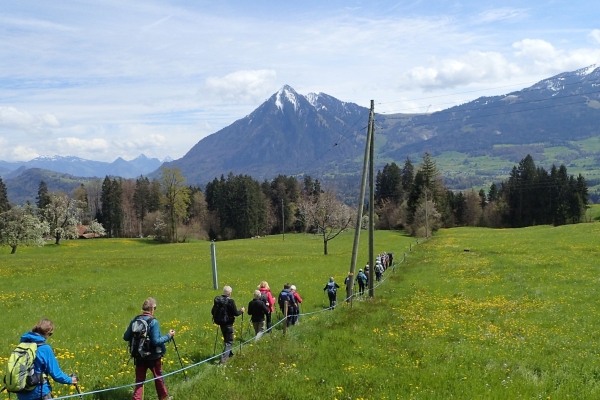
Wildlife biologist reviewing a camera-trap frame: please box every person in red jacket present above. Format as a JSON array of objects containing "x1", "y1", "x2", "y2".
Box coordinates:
[
  {"x1": 290, "y1": 285, "x2": 303, "y2": 325},
  {"x1": 258, "y1": 281, "x2": 276, "y2": 332}
]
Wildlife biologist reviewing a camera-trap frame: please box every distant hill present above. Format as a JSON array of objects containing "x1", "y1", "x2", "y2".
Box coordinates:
[
  {"x1": 4, "y1": 168, "x2": 98, "y2": 205},
  {"x1": 0, "y1": 154, "x2": 163, "y2": 180}
]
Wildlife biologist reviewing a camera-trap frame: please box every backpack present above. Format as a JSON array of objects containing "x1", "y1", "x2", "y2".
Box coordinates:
[
  {"x1": 278, "y1": 290, "x2": 293, "y2": 310},
  {"x1": 357, "y1": 273, "x2": 366, "y2": 284},
  {"x1": 326, "y1": 282, "x2": 337, "y2": 295},
  {"x1": 3, "y1": 342, "x2": 46, "y2": 392},
  {"x1": 212, "y1": 296, "x2": 230, "y2": 325},
  {"x1": 260, "y1": 292, "x2": 269, "y2": 307},
  {"x1": 129, "y1": 316, "x2": 154, "y2": 359}
]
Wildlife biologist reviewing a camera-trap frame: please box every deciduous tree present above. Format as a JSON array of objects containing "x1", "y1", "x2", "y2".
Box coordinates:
[
  {"x1": 0, "y1": 205, "x2": 49, "y2": 254},
  {"x1": 41, "y1": 193, "x2": 83, "y2": 244},
  {"x1": 298, "y1": 189, "x2": 353, "y2": 255},
  {"x1": 160, "y1": 167, "x2": 191, "y2": 242}
]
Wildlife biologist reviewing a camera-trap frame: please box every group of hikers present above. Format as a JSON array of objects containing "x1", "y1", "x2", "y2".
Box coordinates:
[
  {"x1": 3, "y1": 259, "x2": 393, "y2": 400},
  {"x1": 344, "y1": 252, "x2": 394, "y2": 296}
]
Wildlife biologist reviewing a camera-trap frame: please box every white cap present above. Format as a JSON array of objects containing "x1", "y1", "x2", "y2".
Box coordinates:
[{"x1": 290, "y1": 285, "x2": 296, "y2": 290}]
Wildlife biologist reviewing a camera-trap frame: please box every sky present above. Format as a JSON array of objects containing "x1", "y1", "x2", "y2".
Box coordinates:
[{"x1": 1, "y1": 0, "x2": 600, "y2": 163}]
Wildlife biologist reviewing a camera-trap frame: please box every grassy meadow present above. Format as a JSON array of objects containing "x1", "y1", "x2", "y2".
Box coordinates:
[{"x1": 2, "y1": 221, "x2": 600, "y2": 399}]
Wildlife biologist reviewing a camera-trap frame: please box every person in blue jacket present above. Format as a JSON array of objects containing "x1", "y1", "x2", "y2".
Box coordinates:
[
  {"x1": 123, "y1": 297, "x2": 175, "y2": 400},
  {"x1": 16, "y1": 318, "x2": 76, "y2": 400}
]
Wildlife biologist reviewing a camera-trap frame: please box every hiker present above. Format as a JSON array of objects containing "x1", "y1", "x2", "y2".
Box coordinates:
[
  {"x1": 290, "y1": 285, "x2": 303, "y2": 325},
  {"x1": 344, "y1": 272, "x2": 356, "y2": 300},
  {"x1": 7, "y1": 318, "x2": 76, "y2": 400},
  {"x1": 364, "y1": 263, "x2": 370, "y2": 282},
  {"x1": 278, "y1": 283, "x2": 297, "y2": 327},
  {"x1": 388, "y1": 252, "x2": 394, "y2": 268},
  {"x1": 356, "y1": 268, "x2": 368, "y2": 296},
  {"x1": 375, "y1": 261, "x2": 384, "y2": 282},
  {"x1": 323, "y1": 277, "x2": 340, "y2": 309},
  {"x1": 258, "y1": 281, "x2": 276, "y2": 332},
  {"x1": 212, "y1": 285, "x2": 245, "y2": 364},
  {"x1": 248, "y1": 290, "x2": 270, "y2": 341},
  {"x1": 123, "y1": 297, "x2": 174, "y2": 400}
]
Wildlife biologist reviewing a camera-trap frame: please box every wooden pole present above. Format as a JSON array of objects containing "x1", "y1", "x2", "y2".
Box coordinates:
[
  {"x1": 283, "y1": 301, "x2": 288, "y2": 335},
  {"x1": 368, "y1": 101, "x2": 375, "y2": 298},
  {"x1": 347, "y1": 100, "x2": 374, "y2": 302}
]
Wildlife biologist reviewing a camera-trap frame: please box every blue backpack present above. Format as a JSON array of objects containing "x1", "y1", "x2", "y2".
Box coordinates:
[
  {"x1": 326, "y1": 282, "x2": 337, "y2": 294},
  {"x1": 278, "y1": 290, "x2": 294, "y2": 310}
]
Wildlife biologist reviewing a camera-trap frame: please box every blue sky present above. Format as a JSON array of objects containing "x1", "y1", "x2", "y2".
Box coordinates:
[{"x1": 1, "y1": 0, "x2": 599, "y2": 162}]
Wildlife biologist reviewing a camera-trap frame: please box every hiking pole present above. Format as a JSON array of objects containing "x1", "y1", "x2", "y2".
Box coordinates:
[
  {"x1": 71, "y1": 374, "x2": 83, "y2": 400},
  {"x1": 171, "y1": 337, "x2": 188, "y2": 381},
  {"x1": 213, "y1": 326, "x2": 220, "y2": 356},
  {"x1": 239, "y1": 313, "x2": 245, "y2": 354}
]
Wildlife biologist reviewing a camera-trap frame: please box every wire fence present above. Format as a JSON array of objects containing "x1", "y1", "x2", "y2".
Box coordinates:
[{"x1": 50, "y1": 243, "x2": 420, "y2": 399}]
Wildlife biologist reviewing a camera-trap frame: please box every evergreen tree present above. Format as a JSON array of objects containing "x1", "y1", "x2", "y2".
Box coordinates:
[
  {"x1": 0, "y1": 176, "x2": 9, "y2": 212},
  {"x1": 100, "y1": 177, "x2": 123, "y2": 237},
  {"x1": 401, "y1": 158, "x2": 414, "y2": 194},
  {"x1": 133, "y1": 176, "x2": 150, "y2": 228},
  {"x1": 487, "y1": 183, "x2": 498, "y2": 203},
  {"x1": 36, "y1": 181, "x2": 51, "y2": 211},
  {"x1": 375, "y1": 162, "x2": 402, "y2": 204}
]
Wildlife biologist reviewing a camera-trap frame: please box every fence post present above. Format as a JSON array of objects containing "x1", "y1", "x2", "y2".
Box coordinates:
[{"x1": 283, "y1": 301, "x2": 288, "y2": 335}]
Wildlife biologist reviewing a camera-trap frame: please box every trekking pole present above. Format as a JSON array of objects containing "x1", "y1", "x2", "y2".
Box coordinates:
[
  {"x1": 171, "y1": 337, "x2": 188, "y2": 381},
  {"x1": 239, "y1": 313, "x2": 245, "y2": 354},
  {"x1": 213, "y1": 326, "x2": 220, "y2": 357},
  {"x1": 71, "y1": 374, "x2": 83, "y2": 400}
]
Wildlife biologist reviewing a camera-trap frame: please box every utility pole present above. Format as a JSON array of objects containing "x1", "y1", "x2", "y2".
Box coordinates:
[
  {"x1": 281, "y1": 198, "x2": 285, "y2": 241},
  {"x1": 424, "y1": 187, "x2": 429, "y2": 239},
  {"x1": 368, "y1": 101, "x2": 375, "y2": 298},
  {"x1": 347, "y1": 100, "x2": 374, "y2": 302}
]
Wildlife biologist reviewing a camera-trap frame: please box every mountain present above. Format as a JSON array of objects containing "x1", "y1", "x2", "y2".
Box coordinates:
[
  {"x1": 0, "y1": 154, "x2": 163, "y2": 180},
  {"x1": 377, "y1": 64, "x2": 600, "y2": 160},
  {"x1": 161, "y1": 85, "x2": 367, "y2": 184},
  {"x1": 160, "y1": 67, "x2": 600, "y2": 193}
]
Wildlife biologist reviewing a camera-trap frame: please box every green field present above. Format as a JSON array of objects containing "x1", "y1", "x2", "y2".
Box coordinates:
[{"x1": 2, "y1": 222, "x2": 600, "y2": 399}]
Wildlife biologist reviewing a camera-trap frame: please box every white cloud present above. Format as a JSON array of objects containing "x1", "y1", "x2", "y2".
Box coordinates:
[
  {"x1": 55, "y1": 137, "x2": 110, "y2": 154},
  {"x1": 204, "y1": 70, "x2": 277, "y2": 103},
  {"x1": 402, "y1": 51, "x2": 520, "y2": 90},
  {"x1": 402, "y1": 37, "x2": 600, "y2": 91},
  {"x1": 513, "y1": 39, "x2": 559, "y2": 60},
  {"x1": 11, "y1": 145, "x2": 40, "y2": 161},
  {"x1": 475, "y1": 8, "x2": 528, "y2": 24},
  {"x1": 513, "y1": 38, "x2": 600, "y2": 73},
  {"x1": 590, "y1": 29, "x2": 600, "y2": 44},
  {"x1": 0, "y1": 107, "x2": 60, "y2": 137}
]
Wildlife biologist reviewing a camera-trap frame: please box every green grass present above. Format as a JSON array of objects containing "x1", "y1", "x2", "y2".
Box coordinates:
[
  {"x1": 2, "y1": 222, "x2": 600, "y2": 399},
  {"x1": 0, "y1": 231, "x2": 409, "y2": 399}
]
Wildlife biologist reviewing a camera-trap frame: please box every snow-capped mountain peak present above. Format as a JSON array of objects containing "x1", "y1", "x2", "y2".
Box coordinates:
[{"x1": 275, "y1": 85, "x2": 301, "y2": 112}]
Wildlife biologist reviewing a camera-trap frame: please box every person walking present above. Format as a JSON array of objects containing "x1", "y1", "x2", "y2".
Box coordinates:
[
  {"x1": 123, "y1": 297, "x2": 174, "y2": 400},
  {"x1": 290, "y1": 285, "x2": 303, "y2": 325},
  {"x1": 212, "y1": 285, "x2": 245, "y2": 364},
  {"x1": 278, "y1": 283, "x2": 296, "y2": 327},
  {"x1": 11, "y1": 319, "x2": 77, "y2": 400},
  {"x1": 258, "y1": 281, "x2": 276, "y2": 332},
  {"x1": 356, "y1": 268, "x2": 368, "y2": 296},
  {"x1": 248, "y1": 290, "x2": 269, "y2": 341},
  {"x1": 323, "y1": 277, "x2": 340, "y2": 309}
]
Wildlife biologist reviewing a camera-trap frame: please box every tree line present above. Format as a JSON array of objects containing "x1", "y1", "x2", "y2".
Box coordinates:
[
  {"x1": 374, "y1": 153, "x2": 589, "y2": 233},
  {"x1": 0, "y1": 153, "x2": 590, "y2": 253}
]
